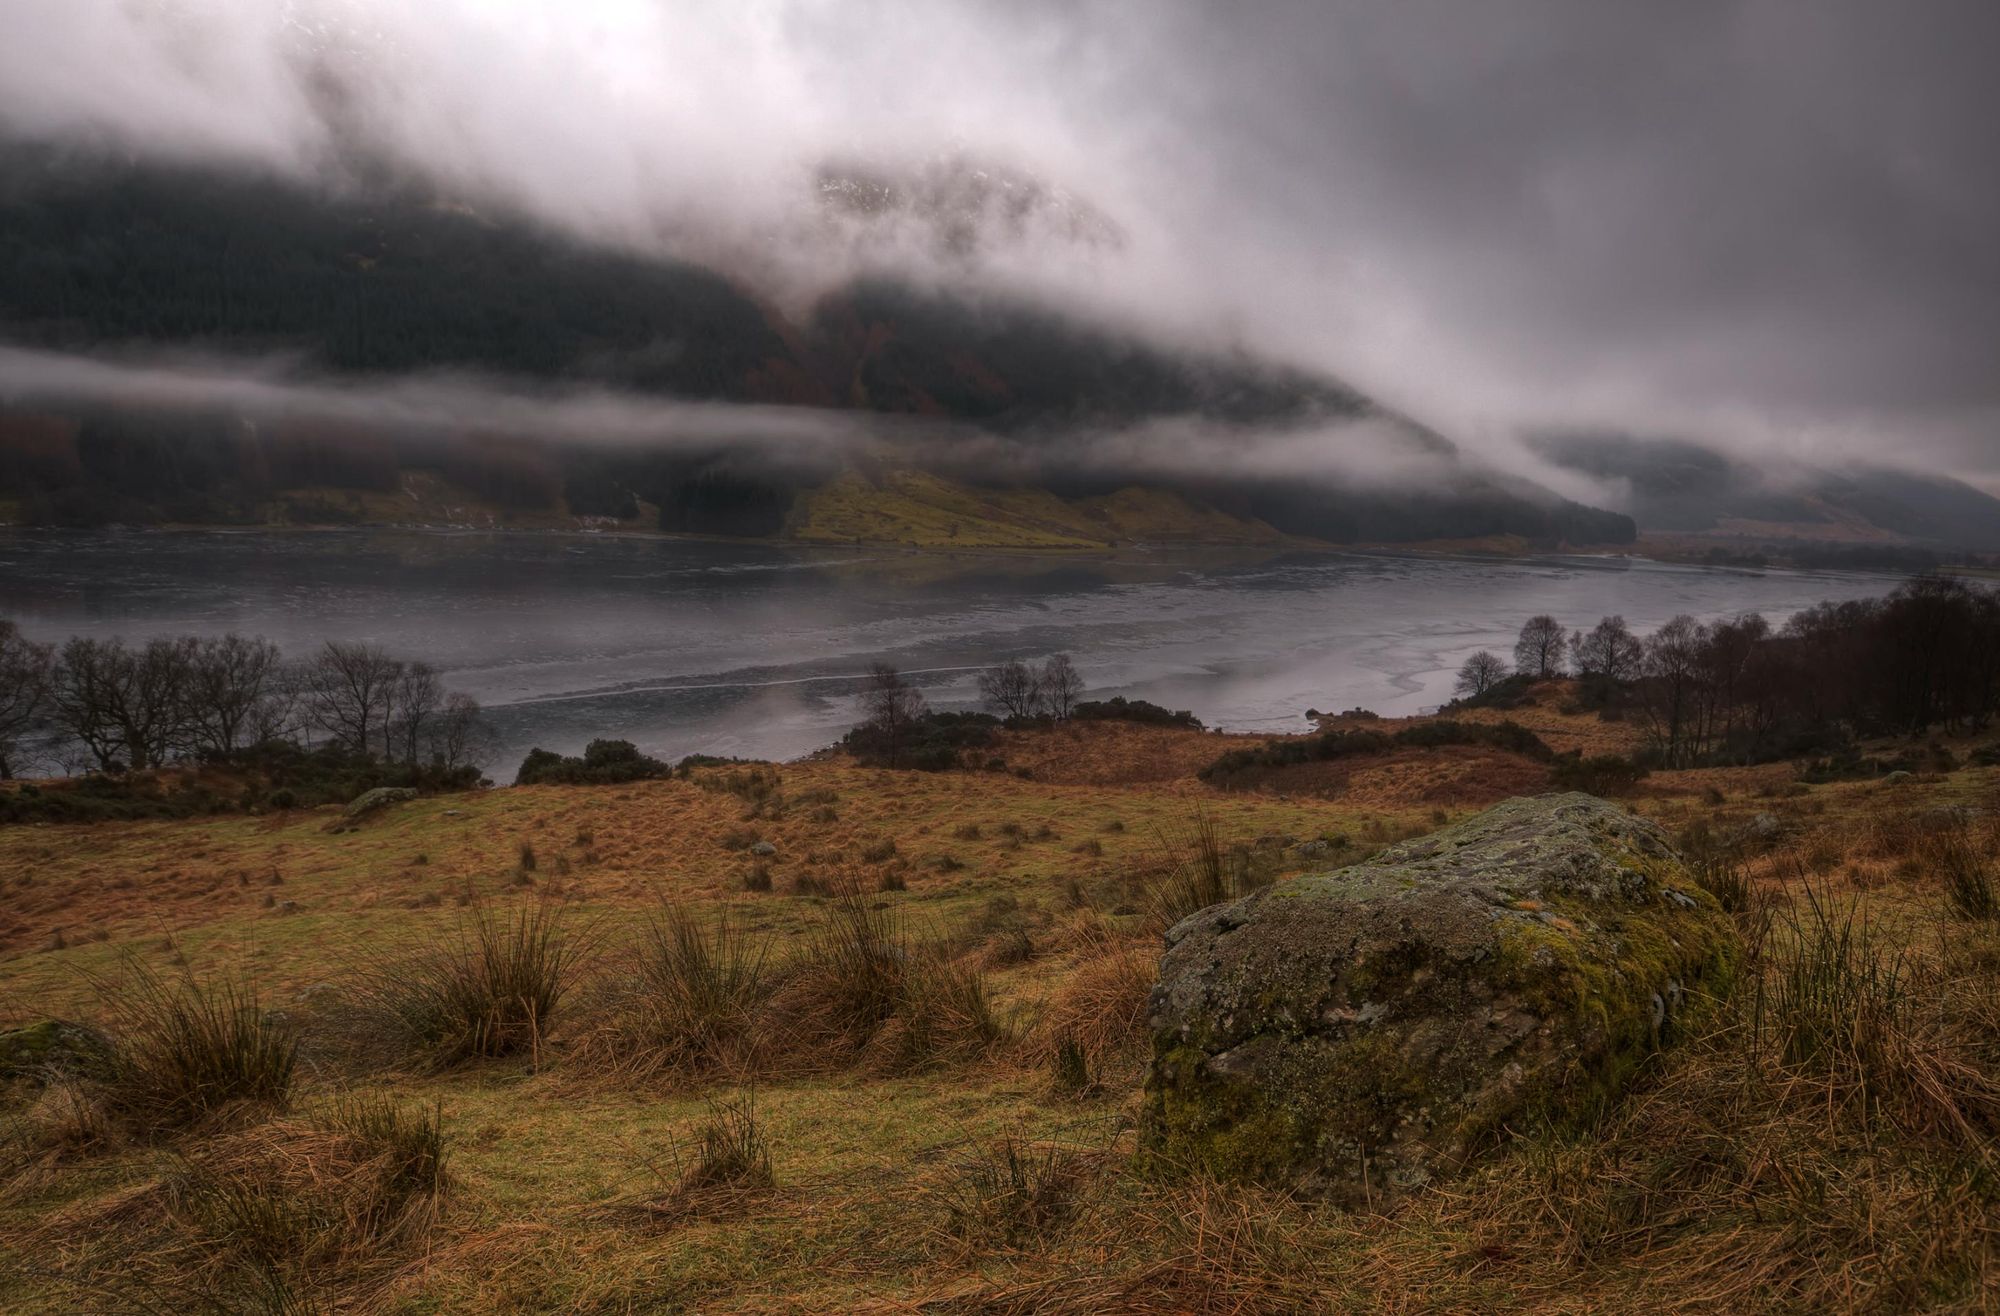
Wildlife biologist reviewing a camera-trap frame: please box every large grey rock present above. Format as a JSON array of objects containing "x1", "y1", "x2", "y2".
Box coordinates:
[
  {"x1": 344, "y1": 786, "x2": 418, "y2": 818},
  {"x1": 327, "y1": 786, "x2": 419, "y2": 832},
  {"x1": 1140, "y1": 793, "x2": 1736, "y2": 1204}
]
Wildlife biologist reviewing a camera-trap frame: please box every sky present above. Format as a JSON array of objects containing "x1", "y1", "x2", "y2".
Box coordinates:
[{"x1": 0, "y1": 0, "x2": 1996, "y2": 487}]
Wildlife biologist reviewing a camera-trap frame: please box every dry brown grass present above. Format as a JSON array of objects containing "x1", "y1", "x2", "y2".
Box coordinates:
[
  {"x1": 1024, "y1": 945, "x2": 1157, "y2": 1074},
  {"x1": 984, "y1": 723, "x2": 1273, "y2": 786},
  {"x1": 9, "y1": 713, "x2": 2000, "y2": 1312},
  {"x1": 27, "y1": 1095, "x2": 446, "y2": 1312}
]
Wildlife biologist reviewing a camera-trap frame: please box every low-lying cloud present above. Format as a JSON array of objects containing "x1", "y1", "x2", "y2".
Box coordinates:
[
  {"x1": 0, "y1": 344, "x2": 1489, "y2": 502},
  {"x1": 2, "y1": 1, "x2": 1996, "y2": 487}
]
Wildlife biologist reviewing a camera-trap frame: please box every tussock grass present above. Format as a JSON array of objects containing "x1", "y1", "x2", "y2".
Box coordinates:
[
  {"x1": 1026, "y1": 945, "x2": 1156, "y2": 1074},
  {"x1": 1692, "y1": 850, "x2": 1752, "y2": 913},
  {"x1": 1048, "y1": 1036, "x2": 1093, "y2": 1097},
  {"x1": 1919, "y1": 815, "x2": 1998, "y2": 920},
  {"x1": 86, "y1": 960, "x2": 297, "y2": 1136},
  {"x1": 1144, "y1": 806, "x2": 1260, "y2": 933},
  {"x1": 766, "y1": 891, "x2": 1006, "y2": 1074},
  {"x1": 630, "y1": 1093, "x2": 774, "y2": 1225},
  {"x1": 678, "y1": 1094, "x2": 773, "y2": 1193},
  {"x1": 1758, "y1": 881, "x2": 1908, "y2": 1085},
  {"x1": 42, "y1": 1097, "x2": 445, "y2": 1315},
  {"x1": 171, "y1": 1097, "x2": 448, "y2": 1266},
  {"x1": 864, "y1": 953, "x2": 1004, "y2": 1076},
  {"x1": 575, "y1": 900, "x2": 769, "y2": 1084},
  {"x1": 931, "y1": 1130, "x2": 1105, "y2": 1249},
  {"x1": 357, "y1": 899, "x2": 585, "y2": 1069}
]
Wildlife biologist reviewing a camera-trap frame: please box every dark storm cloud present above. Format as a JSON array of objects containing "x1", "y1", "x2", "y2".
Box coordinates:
[
  {"x1": 0, "y1": 1, "x2": 1995, "y2": 485},
  {"x1": 1117, "y1": 2, "x2": 2000, "y2": 459}
]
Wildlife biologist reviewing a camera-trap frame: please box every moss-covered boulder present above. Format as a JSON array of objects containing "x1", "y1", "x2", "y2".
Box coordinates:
[
  {"x1": 326, "y1": 785, "x2": 419, "y2": 832},
  {"x1": 1140, "y1": 792, "x2": 1736, "y2": 1203},
  {"x1": 0, "y1": 1019, "x2": 115, "y2": 1083}
]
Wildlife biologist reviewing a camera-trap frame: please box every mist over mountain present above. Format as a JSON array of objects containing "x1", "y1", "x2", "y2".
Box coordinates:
[
  {"x1": 0, "y1": 145, "x2": 1632, "y2": 547},
  {"x1": 1536, "y1": 433, "x2": 2000, "y2": 553}
]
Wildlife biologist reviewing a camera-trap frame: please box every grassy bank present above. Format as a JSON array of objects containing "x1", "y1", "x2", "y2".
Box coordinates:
[{"x1": 3, "y1": 694, "x2": 1998, "y2": 1312}]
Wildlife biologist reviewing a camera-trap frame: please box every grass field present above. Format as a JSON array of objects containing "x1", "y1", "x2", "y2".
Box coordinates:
[{"x1": 4, "y1": 692, "x2": 1999, "y2": 1312}]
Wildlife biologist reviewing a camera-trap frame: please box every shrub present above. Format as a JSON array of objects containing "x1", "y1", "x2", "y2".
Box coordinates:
[
  {"x1": 743, "y1": 862, "x2": 773, "y2": 893},
  {"x1": 1198, "y1": 719, "x2": 1554, "y2": 789},
  {"x1": 1070, "y1": 697, "x2": 1203, "y2": 729},
  {"x1": 0, "y1": 741, "x2": 482, "y2": 828},
  {"x1": 1549, "y1": 754, "x2": 1651, "y2": 796},
  {"x1": 361, "y1": 900, "x2": 585, "y2": 1068},
  {"x1": 1439, "y1": 671, "x2": 1537, "y2": 712},
  {"x1": 89, "y1": 961, "x2": 298, "y2": 1135},
  {"x1": 514, "y1": 739, "x2": 671, "y2": 786},
  {"x1": 860, "y1": 837, "x2": 898, "y2": 864},
  {"x1": 842, "y1": 711, "x2": 1001, "y2": 771}
]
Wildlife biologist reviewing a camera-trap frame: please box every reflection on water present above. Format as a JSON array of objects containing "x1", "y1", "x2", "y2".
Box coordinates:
[{"x1": 0, "y1": 530, "x2": 1899, "y2": 768}]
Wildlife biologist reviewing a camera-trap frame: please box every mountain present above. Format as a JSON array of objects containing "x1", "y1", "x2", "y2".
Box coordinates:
[
  {"x1": 0, "y1": 143, "x2": 1634, "y2": 548},
  {"x1": 1534, "y1": 432, "x2": 2000, "y2": 553}
]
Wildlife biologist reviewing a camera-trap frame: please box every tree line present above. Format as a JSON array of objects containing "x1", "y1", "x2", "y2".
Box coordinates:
[
  {"x1": 1456, "y1": 576, "x2": 2000, "y2": 768},
  {"x1": 0, "y1": 621, "x2": 490, "y2": 779}
]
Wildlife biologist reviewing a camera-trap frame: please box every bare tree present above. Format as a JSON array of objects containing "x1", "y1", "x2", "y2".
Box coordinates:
[
  {"x1": 48, "y1": 637, "x2": 126, "y2": 771},
  {"x1": 427, "y1": 691, "x2": 493, "y2": 770},
  {"x1": 1570, "y1": 615, "x2": 1643, "y2": 685},
  {"x1": 861, "y1": 663, "x2": 927, "y2": 768},
  {"x1": 49, "y1": 636, "x2": 196, "y2": 771},
  {"x1": 1636, "y1": 615, "x2": 1708, "y2": 767},
  {"x1": 1454, "y1": 650, "x2": 1508, "y2": 699},
  {"x1": 0, "y1": 621, "x2": 54, "y2": 779},
  {"x1": 185, "y1": 634, "x2": 283, "y2": 756},
  {"x1": 303, "y1": 641, "x2": 402, "y2": 756},
  {"x1": 389, "y1": 661, "x2": 444, "y2": 763},
  {"x1": 1513, "y1": 615, "x2": 1567, "y2": 679},
  {"x1": 1040, "y1": 653, "x2": 1084, "y2": 720},
  {"x1": 977, "y1": 659, "x2": 1043, "y2": 719},
  {"x1": 248, "y1": 661, "x2": 306, "y2": 746}
]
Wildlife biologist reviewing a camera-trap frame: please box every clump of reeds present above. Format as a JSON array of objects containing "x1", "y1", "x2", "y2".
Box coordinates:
[
  {"x1": 86, "y1": 959, "x2": 298, "y2": 1136},
  {"x1": 931, "y1": 1129, "x2": 1105, "y2": 1248},
  {"x1": 575, "y1": 900, "x2": 769, "y2": 1085},
  {"x1": 357, "y1": 899, "x2": 585, "y2": 1069}
]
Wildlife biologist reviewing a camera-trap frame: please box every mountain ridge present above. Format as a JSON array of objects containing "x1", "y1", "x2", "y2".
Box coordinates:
[
  {"x1": 1535, "y1": 432, "x2": 2000, "y2": 553},
  {"x1": 0, "y1": 143, "x2": 1633, "y2": 548}
]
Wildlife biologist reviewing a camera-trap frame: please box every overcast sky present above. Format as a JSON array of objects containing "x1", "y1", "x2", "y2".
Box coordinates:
[{"x1": 1, "y1": 0, "x2": 1995, "y2": 486}]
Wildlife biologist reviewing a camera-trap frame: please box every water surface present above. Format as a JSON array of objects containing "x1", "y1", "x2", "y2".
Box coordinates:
[{"x1": 0, "y1": 531, "x2": 1898, "y2": 770}]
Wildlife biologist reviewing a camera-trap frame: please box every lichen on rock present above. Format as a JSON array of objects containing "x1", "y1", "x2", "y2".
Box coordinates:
[{"x1": 1139, "y1": 792, "x2": 1737, "y2": 1204}]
